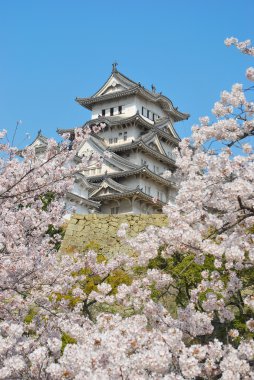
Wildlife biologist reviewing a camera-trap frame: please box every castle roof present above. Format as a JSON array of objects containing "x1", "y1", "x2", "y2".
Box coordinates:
[
  {"x1": 88, "y1": 165, "x2": 176, "y2": 188},
  {"x1": 79, "y1": 135, "x2": 140, "y2": 171},
  {"x1": 74, "y1": 172, "x2": 98, "y2": 190},
  {"x1": 75, "y1": 70, "x2": 189, "y2": 122},
  {"x1": 90, "y1": 188, "x2": 165, "y2": 209},
  {"x1": 57, "y1": 112, "x2": 180, "y2": 142},
  {"x1": 109, "y1": 140, "x2": 176, "y2": 168},
  {"x1": 66, "y1": 192, "x2": 100, "y2": 209},
  {"x1": 89, "y1": 178, "x2": 132, "y2": 198},
  {"x1": 88, "y1": 176, "x2": 166, "y2": 210},
  {"x1": 17, "y1": 130, "x2": 50, "y2": 157}
]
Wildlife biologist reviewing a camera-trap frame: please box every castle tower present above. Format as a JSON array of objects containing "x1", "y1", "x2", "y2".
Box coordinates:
[{"x1": 59, "y1": 65, "x2": 190, "y2": 214}]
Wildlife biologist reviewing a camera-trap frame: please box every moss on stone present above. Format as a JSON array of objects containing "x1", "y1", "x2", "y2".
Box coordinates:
[{"x1": 61, "y1": 214, "x2": 167, "y2": 255}]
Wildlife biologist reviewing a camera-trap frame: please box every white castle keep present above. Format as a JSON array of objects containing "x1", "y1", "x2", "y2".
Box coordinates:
[{"x1": 31, "y1": 64, "x2": 189, "y2": 215}]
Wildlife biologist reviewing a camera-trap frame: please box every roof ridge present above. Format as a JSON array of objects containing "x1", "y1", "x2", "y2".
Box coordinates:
[
  {"x1": 114, "y1": 70, "x2": 140, "y2": 87},
  {"x1": 104, "y1": 177, "x2": 132, "y2": 191}
]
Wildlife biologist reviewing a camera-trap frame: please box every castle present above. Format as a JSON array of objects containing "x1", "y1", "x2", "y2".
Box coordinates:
[{"x1": 31, "y1": 64, "x2": 189, "y2": 215}]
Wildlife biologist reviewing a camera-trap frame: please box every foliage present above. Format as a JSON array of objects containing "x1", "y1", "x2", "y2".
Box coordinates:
[{"x1": 61, "y1": 332, "x2": 77, "y2": 355}]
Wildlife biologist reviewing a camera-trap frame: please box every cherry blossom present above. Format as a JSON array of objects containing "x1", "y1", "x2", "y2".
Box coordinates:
[{"x1": 1, "y1": 38, "x2": 254, "y2": 379}]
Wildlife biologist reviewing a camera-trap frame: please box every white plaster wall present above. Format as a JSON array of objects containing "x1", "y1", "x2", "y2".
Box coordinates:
[
  {"x1": 72, "y1": 182, "x2": 89, "y2": 198},
  {"x1": 99, "y1": 125, "x2": 141, "y2": 145},
  {"x1": 139, "y1": 177, "x2": 168, "y2": 202},
  {"x1": 100, "y1": 199, "x2": 132, "y2": 214},
  {"x1": 118, "y1": 176, "x2": 141, "y2": 189},
  {"x1": 100, "y1": 198, "x2": 161, "y2": 215},
  {"x1": 91, "y1": 94, "x2": 168, "y2": 122},
  {"x1": 132, "y1": 200, "x2": 160, "y2": 214},
  {"x1": 78, "y1": 139, "x2": 104, "y2": 158},
  {"x1": 78, "y1": 139, "x2": 123, "y2": 174},
  {"x1": 124, "y1": 151, "x2": 168, "y2": 174},
  {"x1": 160, "y1": 140, "x2": 177, "y2": 160},
  {"x1": 132, "y1": 201, "x2": 143, "y2": 214},
  {"x1": 118, "y1": 176, "x2": 168, "y2": 203},
  {"x1": 91, "y1": 96, "x2": 138, "y2": 119},
  {"x1": 135, "y1": 97, "x2": 167, "y2": 120},
  {"x1": 83, "y1": 161, "x2": 121, "y2": 176},
  {"x1": 65, "y1": 199, "x2": 90, "y2": 215}
]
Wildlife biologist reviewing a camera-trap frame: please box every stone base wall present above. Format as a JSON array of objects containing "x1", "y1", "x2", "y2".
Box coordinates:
[{"x1": 61, "y1": 214, "x2": 168, "y2": 255}]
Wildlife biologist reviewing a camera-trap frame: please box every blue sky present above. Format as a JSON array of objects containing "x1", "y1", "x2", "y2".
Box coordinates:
[{"x1": 0, "y1": 0, "x2": 253, "y2": 146}]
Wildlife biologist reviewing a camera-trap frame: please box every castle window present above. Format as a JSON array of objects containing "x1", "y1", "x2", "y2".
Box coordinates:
[
  {"x1": 110, "y1": 108, "x2": 114, "y2": 116},
  {"x1": 157, "y1": 191, "x2": 164, "y2": 201},
  {"x1": 114, "y1": 137, "x2": 118, "y2": 143},
  {"x1": 90, "y1": 169, "x2": 95, "y2": 175},
  {"x1": 124, "y1": 131, "x2": 127, "y2": 141},
  {"x1": 111, "y1": 207, "x2": 119, "y2": 214},
  {"x1": 118, "y1": 105, "x2": 122, "y2": 114},
  {"x1": 109, "y1": 138, "x2": 113, "y2": 144},
  {"x1": 141, "y1": 107, "x2": 161, "y2": 121},
  {"x1": 102, "y1": 109, "x2": 105, "y2": 116}
]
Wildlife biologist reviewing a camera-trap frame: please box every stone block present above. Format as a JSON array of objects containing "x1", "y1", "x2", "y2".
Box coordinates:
[
  {"x1": 73, "y1": 214, "x2": 85, "y2": 220},
  {"x1": 68, "y1": 218, "x2": 78, "y2": 225}
]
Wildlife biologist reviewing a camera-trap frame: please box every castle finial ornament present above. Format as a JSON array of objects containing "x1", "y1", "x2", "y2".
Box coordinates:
[
  {"x1": 112, "y1": 61, "x2": 118, "y2": 73},
  {"x1": 151, "y1": 84, "x2": 156, "y2": 93}
]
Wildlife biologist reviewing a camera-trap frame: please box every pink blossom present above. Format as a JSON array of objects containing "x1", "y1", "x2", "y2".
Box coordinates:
[
  {"x1": 246, "y1": 319, "x2": 254, "y2": 332},
  {"x1": 224, "y1": 37, "x2": 238, "y2": 47},
  {"x1": 0, "y1": 129, "x2": 7, "y2": 139},
  {"x1": 246, "y1": 67, "x2": 254, "y2": 81}
]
